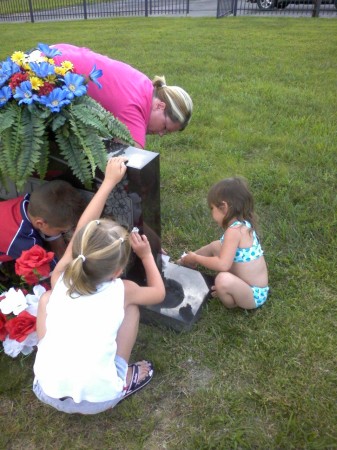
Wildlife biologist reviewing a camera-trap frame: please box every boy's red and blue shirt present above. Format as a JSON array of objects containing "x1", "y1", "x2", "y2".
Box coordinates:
[{"x1": 0, "y1": 194, "x2": 46, "y2": 262}]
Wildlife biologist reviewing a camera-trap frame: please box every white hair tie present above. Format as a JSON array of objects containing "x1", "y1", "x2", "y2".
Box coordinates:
[
  {"x1": 161, "y1": 84, "x2": 167, "y2": 88},
  {"x1": 95, "y1": 220, "x2": 100, "y2": 225},
  {"x1": 77, "y1": 254, "x2": 86, "y2": 262},
  {"x1": 119, "y1": 237, "x2": 124, "y2": 243}
]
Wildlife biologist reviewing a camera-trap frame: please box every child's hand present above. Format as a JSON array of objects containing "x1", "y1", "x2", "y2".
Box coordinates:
[
  {"x1": 130, "y1": 232, "x2": 153, "y2": 261},
  {"x1": 103, "y1": 156, "x2": 128, "y2": 187},
  {"x1": 179, "y1": 251, "x2": 197, "y2": 269}
]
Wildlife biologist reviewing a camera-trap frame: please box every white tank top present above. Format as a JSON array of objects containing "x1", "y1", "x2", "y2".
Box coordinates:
[{"x1": 34, "y1": 275, "x2": 125, "y2": 403}]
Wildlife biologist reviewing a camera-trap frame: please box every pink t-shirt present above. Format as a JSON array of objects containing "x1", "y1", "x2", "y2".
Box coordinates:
[{"x1": 53, "y1": 44, "x2": 154, "y2": 148}]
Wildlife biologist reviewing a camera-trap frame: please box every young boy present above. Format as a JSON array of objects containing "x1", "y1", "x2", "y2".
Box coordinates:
[{"x1": 0, "y1": 180, "x2": 86, "y2": 262}]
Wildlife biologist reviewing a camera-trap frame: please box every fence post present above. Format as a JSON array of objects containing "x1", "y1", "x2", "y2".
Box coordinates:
[
  {"x1": 312, "y1": 0, "x2": 321, "y2": 17},
  {"x1": 232, "y1": 0, "x2": 238, "y2": 16},
  {"x1": 27, "y1": 0, "x2": 34, "y2": 23},
  {"x1": 83, "y1": 0, "x2": 88, "y2": 19},
  {"x1": 186, "y1": 0, "x2": 190, "y2": 14},
  {"x1": 145, "y1": 0, "x2": 149, "y2": 16},
  {"x1": 216, "y1": 0, "x2": 220, "y2": 17}
]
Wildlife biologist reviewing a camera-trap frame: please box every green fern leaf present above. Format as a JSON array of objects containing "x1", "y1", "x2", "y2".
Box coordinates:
[
  {"x1": 14, "y1": 108, "x2": 46, "y2": 190},
  {"x1": 0, "y1": 106, "x2": 24, "y2": 182},
  {"x1": 55, "y1": 129, "x2": 92, "y2": 188},
  {"x1": 71, "y1": 103, "x2": 111, "y2": 138},
  {"x1": 50, "y1": 112, "x2": 67, "y2": 132},
  {"x1": 83, "y1": 132, "x2": 108, "y2": 172},
  {"x1": 0, "y1": 103, "x2": 17, "y2": 133},
  {"x1": 35, "y1": 132, "x2": 50, "y2": 179},
  {"x1": 68, "y1": 116, "x2": 96, "y2": 178},
  {"x1": 79, "y1": 97, "x2": 134, "y2": 145}
]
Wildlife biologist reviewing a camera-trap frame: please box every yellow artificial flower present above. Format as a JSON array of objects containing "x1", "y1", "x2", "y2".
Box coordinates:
[
  {"x1": 61, "y1": 61, "x2": 74, "y2": 71},
  {"x1": 11, "y1": 51, "x2": 25, "y2": 66},
  {"x1": 54, "y1": 66, "x2": 67, "y2": 76},
  {"x1": 47, "y1": 75, "x2": 57, "y2": 83},
  {"x1": 47, "y1": 58, "x2": 55, "y2": 65},
  {"x1": 30, "y1": 77, "x2": 44, "y2": 90}
]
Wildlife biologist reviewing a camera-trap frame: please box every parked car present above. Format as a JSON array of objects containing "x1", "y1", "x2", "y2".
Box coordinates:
[{"x1": 248, "y1": 0, "x2": 337, "y2": 10}]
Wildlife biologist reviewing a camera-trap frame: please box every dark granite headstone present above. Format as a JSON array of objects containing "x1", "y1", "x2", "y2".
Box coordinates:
[{"x1": 104, "y1": 144, "x2": 162, "y2": 284}]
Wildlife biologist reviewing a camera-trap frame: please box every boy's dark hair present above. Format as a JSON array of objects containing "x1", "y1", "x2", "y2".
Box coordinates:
[
  {"x1": 28, "y1": 181, "x2": 86, "y2": 228},
  {"x1": 207, "y1": 177, "x2": 257, "y2": 231}
]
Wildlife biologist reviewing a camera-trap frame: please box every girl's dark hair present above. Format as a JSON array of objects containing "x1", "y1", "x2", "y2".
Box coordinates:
[
  {"x1": 207, "y1": 177, "x2": 257, "y2": 231},
  {"x1": 63, "y1": 219, "x2": 131, "y2": 297}
]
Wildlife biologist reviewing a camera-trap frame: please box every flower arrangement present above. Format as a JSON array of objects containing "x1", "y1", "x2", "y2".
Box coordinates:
[
  {"x1": 0, "y1": 245, "x2": 53, "y2": 357},
  {"x1": 0, "y1": 43, "x2": 133, "y2": 191}
]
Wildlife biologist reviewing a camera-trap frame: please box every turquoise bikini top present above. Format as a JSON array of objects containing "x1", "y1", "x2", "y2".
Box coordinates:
[{"x1": 220, "y1": 220, "x2": 264, "y2": 263}]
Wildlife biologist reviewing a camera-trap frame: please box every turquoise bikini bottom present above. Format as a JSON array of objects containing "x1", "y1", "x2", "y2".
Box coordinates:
[{"x1": 251, "y1": 285, "x2": 269, "y2": 308}]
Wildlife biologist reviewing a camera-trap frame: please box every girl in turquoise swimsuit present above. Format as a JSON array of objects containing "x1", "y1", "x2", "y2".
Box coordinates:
[{"x1": 180, "y1": 177, "x2": 269, "y2": 310}]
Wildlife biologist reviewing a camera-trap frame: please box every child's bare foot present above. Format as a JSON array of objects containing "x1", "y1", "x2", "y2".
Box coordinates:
[
  {"x1": 126, "y1": 360, "x2": 152, "y2": 386},
  {"x1": 211, "y1": 285, "x2": 218, "y2": 298},
  {"x1": 123, "y1": 360, "x2": 154, "y2": 400}
]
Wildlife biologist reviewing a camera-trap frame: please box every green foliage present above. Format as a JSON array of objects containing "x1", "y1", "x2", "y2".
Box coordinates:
[{"x1": 0, "y1": 95, "x2": 133, "y2": 191}]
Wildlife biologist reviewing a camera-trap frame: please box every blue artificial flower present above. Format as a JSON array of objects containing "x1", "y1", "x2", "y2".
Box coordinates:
[
  {"x1": 29, "y1": 61, "x2": 55, "y2": 78},
  {"x1": 0, "y1": 74, "x2": 9, "y2": 88},
  {"x1": 13, "y1": 81, "x2": 37, "y2": 105},
  {"x1": 89, "y1": 64, "x2": 103, "y2": 89},
  {"x1": 37, "y1": 43, "x2": 62, "y2": 58},
  {"x1": 39, "y1": 87, "x2": 71, "y2": 112},
  {"x1": 1, "y1": 57, "x2": 21, "y2": 76},
  {"x1": 62, "y1": 72, "x2": 87, "y2": 99},
  {"x1": 0, "y1": 58, "x2": 21, "y2": 87},
  {"x1": 0, "y1": 86, "x2": 12, "y2": 107}
]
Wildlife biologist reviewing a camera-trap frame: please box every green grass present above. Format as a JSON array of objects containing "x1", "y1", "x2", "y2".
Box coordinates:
[{"x1": 1, "y1": 17, "x2": 337, "y2": 450}]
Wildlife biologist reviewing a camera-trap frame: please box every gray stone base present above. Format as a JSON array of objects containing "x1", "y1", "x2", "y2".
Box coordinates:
[{"x1": 140, "y1": 262, "x2": 214, "y2": 332}]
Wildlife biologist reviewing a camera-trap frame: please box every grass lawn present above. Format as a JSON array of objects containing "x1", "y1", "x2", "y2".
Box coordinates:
[{"x1": 0, "y1": 17, "x2": 336, "y2": 450}]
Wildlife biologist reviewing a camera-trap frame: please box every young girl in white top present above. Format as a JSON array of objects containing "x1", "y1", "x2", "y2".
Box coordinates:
[
  {"x1": 180, "y1": 177, "x2": 269, "y2": 310},
  {"x1": 33, "y1": 157, "x2": 165, "y2": 414}
]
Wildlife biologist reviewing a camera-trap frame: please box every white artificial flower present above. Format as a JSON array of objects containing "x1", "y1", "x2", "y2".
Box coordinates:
[
  {"x1": 0, "y1": 288, "x2": 27, "y2": 315},
  {"x1": 25, "y1": 50, "x2": 45, "y2": 63},
  {"x1": 3, "y1": 332, "x2": 38, "y2": 358},
  {"x1": 26, "y1": 284, "x2": 46, "y2": 317},
  {"x1": 21, "y1": 332, "x2": 38, "y2": 355},
  {"x1": 3, "y1": 337, "x2": 23, "y2": 358}
]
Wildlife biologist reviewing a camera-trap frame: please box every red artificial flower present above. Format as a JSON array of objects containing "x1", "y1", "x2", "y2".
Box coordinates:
[
  {"x1": 38, "y1": 82, "x2": 55, "y2": 96},
  {"x1": 0, "y1": 312, "x2": 8, "y2": 341},
  {"x1": 8, "y1": 72, "x2": 29, "y2": 91},
  {"x1": 15, "y1": 245, "x2": 54, "y2": 285},
  {"x1": 5, "y1": 311, "x2": 36, "y2": 342}
]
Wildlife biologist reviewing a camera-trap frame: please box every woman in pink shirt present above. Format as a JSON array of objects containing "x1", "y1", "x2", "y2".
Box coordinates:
[{"x1": 54, "y1": 44, "x2": 193, "y2": 149}]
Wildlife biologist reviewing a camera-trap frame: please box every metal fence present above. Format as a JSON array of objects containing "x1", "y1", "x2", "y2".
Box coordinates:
[
  {"x1": 217, "y1": 0, "x2": 337, "y2": 17},
  {"x1": 0, "y1": 0, "x2": 189, "y2": 22},
  {"x1": 0, "y1": 0, "x2": 335, "y2": 20}
]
